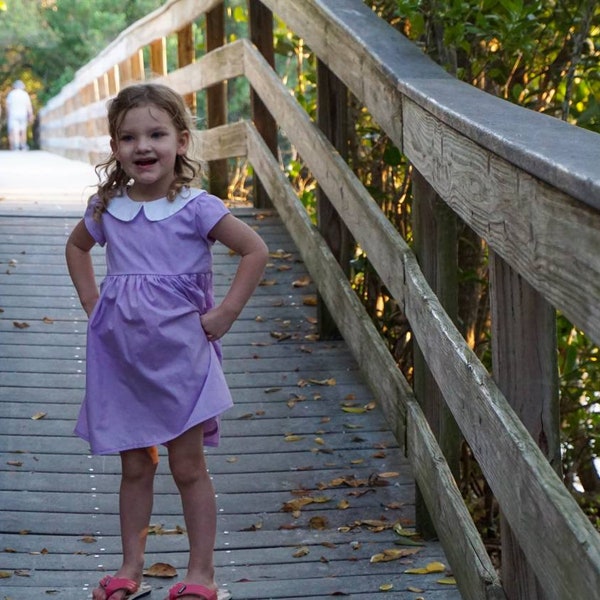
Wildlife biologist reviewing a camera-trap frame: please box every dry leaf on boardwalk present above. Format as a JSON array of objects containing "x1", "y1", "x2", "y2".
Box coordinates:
[
  {"x1": 292, "y1": 546, "x2": 310, "y2": 558},
  {"x1": 370, "y1": 548, "x2": 421, "y2": 563},
  {"x1": 143, "y1": 562, "x2": 178, "y2": 578},
  {"x1": 292, "y1": 275, "x2": 311, "y2": 287}
]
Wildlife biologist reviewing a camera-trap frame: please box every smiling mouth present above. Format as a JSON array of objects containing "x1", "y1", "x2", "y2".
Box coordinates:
[{"x1": 134, "y1": 158, "x2": 157, "y2": 167}]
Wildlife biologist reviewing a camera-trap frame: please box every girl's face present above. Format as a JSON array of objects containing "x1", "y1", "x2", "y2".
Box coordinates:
[{"x1": 111, "y1": 103, "x2": 190, "y2": 201}]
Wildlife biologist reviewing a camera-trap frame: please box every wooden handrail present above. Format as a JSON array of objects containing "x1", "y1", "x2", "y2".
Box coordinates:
[{"x1": 38, "y1": 1, "x2": 600, "y2": 598}]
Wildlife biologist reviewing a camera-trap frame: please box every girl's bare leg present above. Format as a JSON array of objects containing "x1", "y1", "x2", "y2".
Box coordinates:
[
  {"x1": 92, "y1": 447, "x2": 157, "y2": 600},
  {"x1": 167, "y1": 424, "x2": 218, "y2": 596}
]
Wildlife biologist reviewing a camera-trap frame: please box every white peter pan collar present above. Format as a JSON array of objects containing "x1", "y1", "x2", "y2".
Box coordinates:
[{"x1": 106, "y1": 187, "x2": 204, "y2": 222}]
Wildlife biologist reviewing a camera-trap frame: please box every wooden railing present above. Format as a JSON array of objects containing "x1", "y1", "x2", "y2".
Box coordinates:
[{"x1": 39, "y1": 1, "x2": 600, "y2": 599}]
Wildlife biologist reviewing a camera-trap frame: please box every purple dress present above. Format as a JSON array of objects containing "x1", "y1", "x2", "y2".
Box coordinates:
[{"x1": 74, "y1": 188, "x2": 234, "y2": 455}]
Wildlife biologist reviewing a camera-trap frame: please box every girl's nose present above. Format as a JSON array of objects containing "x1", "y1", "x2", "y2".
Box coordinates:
[{"x1": 135, "y1": 136, "x2": 152, "y2": 151}]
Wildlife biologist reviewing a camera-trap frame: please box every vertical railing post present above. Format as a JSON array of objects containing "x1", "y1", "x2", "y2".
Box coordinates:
[
  {"x1": 130, "y1": 49, "x2": 145, "y2": 82},
  {"x1": 248, "y1": 0, "x2": 277, "y2": 208},
  {"x1": 316, "y1": 60, "x2": 353, "y2": 339},
  {"x1": 177, "y1": 24, "x2": 197, "y2": 113},
  {"x1": 150, "y1": 38, "x2": 167, "y2": 77},
  {"x1": 490, "y1": 252, "x2": 560, "y2": 600},
  {"x1": 412, "y1": 167, "x2": 461, "y2": 538},
  {"x1": 206, "y1": 5, "x2": 228, "y2": 199},
  {"x1": 107, "y1": 65, "x2": 120, "y2": 95},
  {"x1": 119, "y1": 59, "x2": 132, "y2": 87}
]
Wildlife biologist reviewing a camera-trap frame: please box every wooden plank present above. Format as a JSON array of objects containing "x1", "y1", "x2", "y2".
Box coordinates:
[
  {"x1": 245, "y1": 123, "x2": 502, "y2": 600},
  {"x1": 316, "y1": 60, "x2": 352, "y2": 339},
  {"x1": 403, "y1": 98, "x2": 600, "y2": 347},
  {"x1": 246, "y1": 123, "x2": 407, "y2": 442},
  {"x1": 490, "y1": 252, "x2": 559, "y2": 599},
  {"x1": 412, "y1": 168, "x2": 461, "y2": 538},
  {"x1": 403, "y1": 252, "x2": 600, "y2": 599},
  {"x1": 242, "y1": 40, "x2": 600, "y2": 599},
  {"x1": 157, "y1": 41, "x2": 245, "y2": 99},
  {"x1": 0, "y1": 208, "x2": 458, "y2": 599},
  {"x1": 177, "y1": 23, "x2": 196, "y2": 111},
  {"x1": 205, "y1": 3, "x2": 229, "y2": 198},
  {"x1": 406, "y1": 400, "x2": 505, "y2": 599},
  {"x1": 262, "y1": 0, "x2": 599, "y2": 207},
  {"x1": 248, "y1": 0, "x2": 277, "y2": 209}
]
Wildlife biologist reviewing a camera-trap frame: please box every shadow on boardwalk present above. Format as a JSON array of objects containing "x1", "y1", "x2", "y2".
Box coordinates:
[{"x1": 0, "y1": 152, "x2": 461, "y2": 599}]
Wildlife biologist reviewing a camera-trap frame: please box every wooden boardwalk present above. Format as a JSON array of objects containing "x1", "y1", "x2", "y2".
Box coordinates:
[{"x1": 0, "y1": 151, "x2": 461, "y2": 599}]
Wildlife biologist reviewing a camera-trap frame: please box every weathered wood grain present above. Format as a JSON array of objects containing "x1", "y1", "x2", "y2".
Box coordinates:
[
  {"x1": 245, "y1": 123, "x2": 498, "y2": 600},
  {"x1": 403, "y1": 98, "x2": 600, "y2": 346},
  {"x1": 243, "y1": 39, "x2": 600, "y2": 600},
  {"x1": 28, "y1": 0, "x2": 600, "y2": 596},
  {"x1": 0, "y1": 209, "x2": 459, "y2": 600},
  {"x1": 262, "y1": 0, "x2": 599, "y2": 207}
]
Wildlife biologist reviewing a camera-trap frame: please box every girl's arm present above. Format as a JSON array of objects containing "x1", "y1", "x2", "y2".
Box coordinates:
[
  {"x1": 65, "y1": 220, "x2": 99, "y2": 317},
  {"x1": 201, "y1": 213, "x2": 269, "y2": 340}
]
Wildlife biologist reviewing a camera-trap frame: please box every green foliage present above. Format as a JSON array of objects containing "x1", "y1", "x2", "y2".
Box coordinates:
[
  {"x1": 558, "y1": 316, "x2": 600, "y2": 507},
  {"x1": 0, "y1": 0, "x2": 163, "y2": 106},
  {"x1": 390, "y1": 0, "x2": 600, "y2": 130},
  {"x1": 385, "y1": 0, "x2": 600, "y2": 526}
]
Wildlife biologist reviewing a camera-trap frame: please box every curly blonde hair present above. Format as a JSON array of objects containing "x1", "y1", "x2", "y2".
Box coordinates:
[{"x1": 92, "y1": 83, "x2": 201, "y2": 220}]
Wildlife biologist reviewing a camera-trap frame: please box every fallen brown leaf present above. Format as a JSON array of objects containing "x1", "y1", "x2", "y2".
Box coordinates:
[
  {"x1": 370, "y1": 548, "x2": 421, "y2": 563},
  {"x1": 308, "y1": 516, "x2": 328, "y2": 530},
  {"x1": 292, "y1": 546, "x2": 310, "y2": 558},
  {"x1": 292, "y1": 276, "x2": 311, "y2": 288},
  {"x1": 143, "y1": 562, "x2": 178, "y2": 578}
]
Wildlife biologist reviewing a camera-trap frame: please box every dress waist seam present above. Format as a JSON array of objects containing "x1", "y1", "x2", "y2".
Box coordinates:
[{"x1": 104, "y1": 272, "x2": 211, "y2": 277}]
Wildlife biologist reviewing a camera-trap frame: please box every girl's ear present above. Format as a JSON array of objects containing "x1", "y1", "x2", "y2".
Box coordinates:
[
  {"x1": 177, "y1": 130, "x2": 191, "y2": 155},
  {"x1": 110, "y1": 138, "x2": 119, "y2": 158}
]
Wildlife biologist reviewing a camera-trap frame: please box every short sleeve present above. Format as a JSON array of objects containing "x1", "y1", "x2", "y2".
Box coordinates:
[
  {"x1": 193, "y1": 192, "x2": 230, "y2": 241},
  {"x1": 83, "y1": 197, "x2": 106, "y2": 246}
]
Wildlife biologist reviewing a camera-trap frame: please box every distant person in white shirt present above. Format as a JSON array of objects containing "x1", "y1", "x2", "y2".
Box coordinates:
[{"x1": 6, "y1": 80, "x2": 34, "y2": 151}]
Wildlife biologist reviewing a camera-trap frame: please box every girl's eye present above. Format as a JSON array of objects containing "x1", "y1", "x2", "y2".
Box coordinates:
[
  {"x1": 151, "y1": 131, "x2": 166, "y2": 139},
  {"x1": 119, "y1": 134, "x2": 134, "y2": 142}
]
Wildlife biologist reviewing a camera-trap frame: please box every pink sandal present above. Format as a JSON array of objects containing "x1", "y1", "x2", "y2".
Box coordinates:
[
  {"x1": 167, "y1": 582, "x2": 231, "y2": 600},
  {"x1": 97, "y1": 575, "x2": 151, "y2": 599}
]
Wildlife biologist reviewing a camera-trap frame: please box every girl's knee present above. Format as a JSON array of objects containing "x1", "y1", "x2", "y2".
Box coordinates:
[
  {"x1": 121, "y1": 447, "x2": 158, "y2": 482},
  {"x1": 168, "y1": 453, "x2": 207, "y2": 488}
]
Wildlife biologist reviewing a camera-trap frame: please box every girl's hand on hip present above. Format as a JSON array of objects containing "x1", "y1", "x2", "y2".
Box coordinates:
[{"x1": 200, "y1": 305, "x2": 236, "y2": 341}]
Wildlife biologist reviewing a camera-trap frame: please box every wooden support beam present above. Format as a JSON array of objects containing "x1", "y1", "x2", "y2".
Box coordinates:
[
  {"x1": 490, "y1": 252, "x2": 560, "y2": 600},
  {"x1": 119, "y1": 59, "x2": 132, "y2": 87},
  {"x1": 248, "y1": 0, "x2": 277, "y2": 208},
  {"x1": 412, "y1": 167, "x2": 461, "y2": 538},
  {"x1": 205, "y1": 6, "x2": 228, "y2": 199},
  {"x1": 316, "y1": 60, "x2": 353, "y2": 339},
  {"x1": 150, "y1": 38, "x2": 167, "y2": 77},
  {"x1": 107, "y1": 65, "x2": 120, "y2": 96},
  {"x1": 177, "y1": 24, "x2": 196, "y2": 111},
  {"x1": 130, "y1": 49, "x2": 145, "y2": 82}
]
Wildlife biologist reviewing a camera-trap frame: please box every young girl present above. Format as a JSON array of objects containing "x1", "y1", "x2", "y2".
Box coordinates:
[{"x1": 66, "y1": 83, "x2": 268, "y2": 600}]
